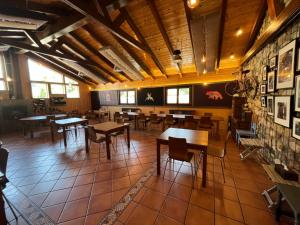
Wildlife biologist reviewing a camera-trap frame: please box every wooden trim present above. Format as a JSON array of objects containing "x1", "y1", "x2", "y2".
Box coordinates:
[
  {"x1": 242, "y1": 0, "x2": 300, "y2": 64},
  {"x1": 216, "y1": 0, "x2": 227, "y2": 68},
  {"x1": 113, "y1": 13, "x2": 126, "y2": 27},
  {"x1": 267, "y1": 0, "x2": 284, "y2": 20}
]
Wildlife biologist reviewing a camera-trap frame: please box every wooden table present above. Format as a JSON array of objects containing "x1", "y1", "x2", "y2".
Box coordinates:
[
  {"x1": 156, "y1": 128, "x2": 209, "y2": 187},
  {"x1": 88, "y1": 122, "x2": 130, "y2": 159},
  {"x1": 20, "y1": 114, "x2": 67, "y2": 138},
  {"x1": 119, "y1": 112, "x2": 139, "y2": 129},
  {"x1": 0, "y1": 172, "x2": 7, "y2": 224},
  {"x1": 54, "y1": 118, "x2": 88, "y2": 147}
]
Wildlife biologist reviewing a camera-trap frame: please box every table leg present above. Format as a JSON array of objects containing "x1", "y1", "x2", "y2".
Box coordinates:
[
  {"x1": 157, "y1": 140, "x2": 161, "y2": 175},
  {"x1": 63, "y1": 126, "x2": 67, "y2": 148},
  {"x1": 215, "y1": 121, "x2": 220, "y2": 139},
  {"x1": 202, "y1": 148, "x2": 207, "y2": 187},
  {"x1": 134, "y1": 116, "x2": 137, "y2": 130},
  {"x1": 0, "y1": 189, "x2": 7, "y2": 225},
  {"x1": 30, "y1": 124, "x2": 34, "y2": 139},
  {"x1": 85, "y1": 126, "x2": 89, "y2": 153},
  {"x1": 105, "y1": 134, "x2": 111, "y2": 160},
  {"x1": 74, "y1": 125, "x2": 78, "y2": 139},
  {"x1": 275, "y1": 191, "x2": 283, "y2": 221},
  {"x1": 51, "y1": 123, "x2": 55, "y2": 142},
  {"x1": 127, "y1": 126, "x2": 130, "y2": 149}
]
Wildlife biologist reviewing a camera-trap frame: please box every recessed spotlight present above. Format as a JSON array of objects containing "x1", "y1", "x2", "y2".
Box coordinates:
[
  {"x1": 236, "y1": 28, "x2": 243, "y2": 36},
  {"x1": 230, "y1": 54, "x2": 235, "y2": 59},
  {"x1": 187, "y1": 0, "x2": 200, "y2": 9},
  {"x1": 203, "y1": 69, "x2": 207, "y2": 74},
  {"x1": 201, "y1": 55, "x2": 206, "y2": 63},
  {"x1": 203, "y1": 82, "x2": 208, "y2": 86},
  {"x1": 125, "y1": 84, "x2": 128, "y2": 88}
]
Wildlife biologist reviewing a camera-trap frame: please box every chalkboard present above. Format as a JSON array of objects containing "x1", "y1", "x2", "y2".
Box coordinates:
[
  {"x1": 137, "y1": 87, "x2": 164, "y2": 106},
  {"x1": 194, "y1": 82, "x2": 232, "y2": 108},
  {"x1": 91, "y1": 90, "x2": 118, "y2": 109}
]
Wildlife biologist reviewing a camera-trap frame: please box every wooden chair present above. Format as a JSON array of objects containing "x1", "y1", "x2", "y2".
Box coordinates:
[
  {"x1": 87, "y1": 126, "x2": 106, "y2": 157},
  {"x1": 149, "y1": 113, "x2": 162, "y2": 129},
  {"x1": 207, "y1": 131, "x2": 231, "y2": 182},
  {"x1": 198, "y1": 116, "x2": 213, "y2": 135},
  {"x1": 0, "y1": 147, "x2": 18, "y2": 221},
  {"x1": 110, "y1": 118, "x2": 127, "y2": 151},
  {"x1": 204, "y1": 112, "x2": 213, "y2": 117},
  {"x1": 163, "y1": 137, "x2": 196, "y2": 187},
  {"x1": 114, "y1": 112, "x2": 121, "y2": 121},
  {"x1": 137, "y1": 113, "x2": 149, "y2": 129},
  {"x1": 164, "y1": 114, "x2": 177, "y2": 129},
  {"x1": 183, "y1": 118, "x2": 198, "y2": 130}
]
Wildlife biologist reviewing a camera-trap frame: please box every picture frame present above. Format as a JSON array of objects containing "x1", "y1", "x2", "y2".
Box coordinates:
[
  {"x1": 274, "y1": 96, "x2": 292, "y2": 128},
  {"x1": 292, "y1": 117, "x2": 300, "y2": 140},
  {"x1": 261, "y1": 96, "x2": 266, "y2": 107},
  {"x1": 260, "y1": 84, "x2": 266, "y2": 94},
  {"x1": 262, "y1": 65, "x2": 268, "y2": 81},
  {"x1": 267, "y1": 96, "x2": 274, "y2": 115},
  {"x1": 297, "y1": 48, "x2": 300, "y2": 72},
  {"x1": 269, "y1": 56, "x2": 277, "y2": 69},
  {"x1": 267, "y1": 71, "x2": 275, "y2": 92},
  {"x1": 295, "y1": 76, "x2": 300, "y2": 112},
  {"x1": 277, "y1": 40, "x2": 296, "y2": 89}
]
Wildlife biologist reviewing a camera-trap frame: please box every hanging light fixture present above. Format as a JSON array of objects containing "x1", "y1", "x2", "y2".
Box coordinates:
[{"x1": 187, "y1": 0, "x2": 200, "y2": 9}]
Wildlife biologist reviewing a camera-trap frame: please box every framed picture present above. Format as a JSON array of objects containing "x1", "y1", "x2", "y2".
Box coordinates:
[
  {"x1": 295, "y1": 76, "x2": 300, "y2": 111},
  {"x1": 292, "y1": 117, "x2": 300, "y2": 140},
  {"x1": 260, "y1": 84, "x2": 266, "y2": 94},
  {"x1": 262, "y1": 65, "x2": 268, "y2": 81},
  {"x1": 261, "y1": 96, "x2": 266, "y2": 107},
  {"x1": 277, "y1": 40, "x2": 296, "y2": 89},
  {"x1": 269, "y1": 56, "x2": 277, "y2": 69},
  {"x1": 274, "y1": 96, "x2": 292, "y2": 128},
  {"x1": 267, "y1": 96, "x2": 274, "y2": 115},
  {"x1": 267, "y1": 71, "x2": 275, "y2": 92}
]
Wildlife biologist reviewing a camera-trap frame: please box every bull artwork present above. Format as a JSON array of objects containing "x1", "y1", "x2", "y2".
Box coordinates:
[
  {"x1": 145, "y1": 93, "x2": 154, "y2": 102},
  {"x1": 205, "y1": 91, "x2": 223, "y2": 100}
]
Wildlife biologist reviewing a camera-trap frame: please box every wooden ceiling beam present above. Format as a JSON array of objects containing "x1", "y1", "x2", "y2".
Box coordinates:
[
  {"x1": 61, "y1": 0, "x2": 150, "y2": 53},
  {"x1": 119, "y1": 8, "x2": 167, "y2": 78},
  {"x1": 244, "y1": 0, "x2": 267, "y2": 53},
  {"x1": 216, "y1": 0, "x2": 227, "y2": 68},
  {"x1": 113, "y1": 13, "x2": 126, "y2": 27},
  {"x1": 242, "y1": 0, "x2": 300, "y2": 64},
  {"x1": 267, "y1": 0, "x2": 284, "y2": 20},
  {"x1": 49, "y1": 39, "x2": 64, "y2": 51},
  {"x1": 146, "y1": 0, "x2": 182, "y2": 77},
  {"x1": 24, "y1": 30, "x2": 47, "y2": 50}
]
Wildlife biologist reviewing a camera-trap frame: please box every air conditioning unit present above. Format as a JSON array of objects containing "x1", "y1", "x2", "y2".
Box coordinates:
[{"x1": 0, "y1": 14, "x2": 47, "y2": 30}]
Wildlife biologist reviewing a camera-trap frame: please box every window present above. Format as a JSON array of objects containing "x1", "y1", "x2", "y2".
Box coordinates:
[
  {"x1": 0, "y1": 54, "x2": 6, "y2": 91},
  {"x1": 120, "y1": 90, "x2": 136, "y2": 104},
  {"x1": 166, "y1": 87, "x2": 191, "y2": 105},
  {"x1": 28, "y1": 58, "x2": 80, "y2": 99}
]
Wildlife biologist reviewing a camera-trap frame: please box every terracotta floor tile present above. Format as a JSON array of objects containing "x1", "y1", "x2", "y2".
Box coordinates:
[
  {"x1": 237, "y1": 189, "x2": 267, "y2": 210},
  {"x1": 112, "y1": 176, "x2": 131, "y2": 191},
  {"x1": 42, "y1": 188, "x2": 71, "y2": 207},
  {"x1": 53, "y1": 177, "x2": 76, "y2": 191},
  {"x1": 58, "y1": 217, "x2": 85, "y2": 225},
  {"x1": 241, "y1": 204, "x2": 275, "y2": 225},
  {"x1": 215, "y1": 214, "x2": 244, "y2": 225},
  {"x1": 40, "y1": 171, "x2": 63, "y2": 182},
  {"x1": 185, "y1": 204, "x2": 214, "y2": 225},
  {"x1": 92, "y1": 180, "x2": 112, "y2": 195},
  {"x1": 43, "y1": 203, "x2": 65, "y2": 222},
  {"x1": 29, "y1": 192, "x2": 48, "y2": 206},
  {"x1": 68, "y1": 184, "x2": 92, "y2": 201},
  {"x1": 215, "y1": 184, "x2": 239, "y2": 202},
  {"x1": 140, "y1": 189, "x2": 166, "y2": 211},
  {"x1": 88, "y1": 192, "x2": 112, "y2": 215},
  {"x1": 112, "y1": 188, "x2": 128, "y2": 205},
  {"x1": 148, "y1": 178, "x2": 172, "y2": 194},
  {"x1": 112, "y1": 168, "x2": 129, "y2": 179},
  {"x1": 74, "y1": 174, "x2": 95, "y2": 187},
  {"x1": 85, "y1": 211, "x2": 108, "y2": 225},
  {"x1": 155, "y1": 214, "x2": 183, "y2": 225},
  {"x1": 94, "y1": 171, "x2": 112, "y2": 182},
  {"x1": 125, "y1": 204, "x2": 158, "y2": 225},
  {"x1": 215, "y1": 198, "x2": 244, "y2": 222},
  {"x1": 59, "y1": 198, "x2": 89, "y2": 223},
  {"x1": 119, "y1": 202, "x2": 138, "y2": 223},
  {"x1": 190, "y1": 189, "x2": 214, "y2": 211},
  {"x1": 161, "y1": 196, "x2": 188, "y2": 223},
  {"x1": 29, "y1": 180, "x2": 57, "y2": 195},
  {"x1": 79, "y1": 166, "x2": 97, "y2": 175},
  {"x1": 169, "y1": 183, "x2": 192, "y2": 202}
]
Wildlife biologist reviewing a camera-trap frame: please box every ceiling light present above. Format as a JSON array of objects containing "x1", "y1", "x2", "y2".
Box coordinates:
[
  {"x1": 236, "y1": 28, "x2": 243, "y2": 36},
  {"x1": 99, "y1": 46, "x2": 144, "y2": 81},
  {"x1": 0, "y1": 14, "x2": 46, "y2": 30},
  {"x1": 187, "y1": 0, "x2": 200, "y2": 9},
  {"x1": 173, "y1": 49, "x2": 182, "y2": 63},
  {"x1": 201, "y1": 55, "x2": 206, "y2": 63},
  {"x1": 203, "y1": 69, "x2": 207, "y2": 74},
  {"x1": 230, "y1": 54, "x2": 235, "y2": 59},
  {"x1": 125, "y1": 84, "x2": 128, "y2": 88},
  {"x1": 203, "y1": 82, "x2": 208, "y2": 86}
]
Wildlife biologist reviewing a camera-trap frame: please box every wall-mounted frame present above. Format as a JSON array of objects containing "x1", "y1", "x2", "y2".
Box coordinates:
[
  {"x1": 277, "y1": 40, "x2": 296, "y2": 89},
  {"x1": 261, "y1": 96, "x2": 266, "y2": 107},
  {"x1": 297, "y1": 48, "x2": 300, "y2": 72},
  {"x1": 295, "y1": 76, "x2": 300, "y2": 112},
  {"x1": 260, "y1": 84, "x2": 266, "y2": 94},
  {"x1": 274, "y1": 95, "x2": 292, "y2": 128},
  {"x1": 262, "y1": 65, "x2": 268, "y2": 81},
  {"x1": 269, "y1": 56, "x2": 277, "y2": 69},
  {"x1": 267, "y1": 71, "x2": 275, "y2": 92},
  {"x1": 267, "y1": 96, "x2": 274, "y2": 116},
  {"x1": 292, "y1": 117, "x2": 300, "y2": 140}
]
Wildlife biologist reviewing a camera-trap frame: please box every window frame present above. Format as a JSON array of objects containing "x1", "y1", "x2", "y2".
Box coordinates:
[
  {"x1": 0, "y1": 54, "x2": 7, "y2": 91},
  {"x1": 31, "y1": 82, "x2": 50, "y2": 99},
  {"x1": 165, "y1": 86, "x2": 192, "y2": 106},
  {"x1": 119, "y1": 89, "x2": 136, "y2": 105}
]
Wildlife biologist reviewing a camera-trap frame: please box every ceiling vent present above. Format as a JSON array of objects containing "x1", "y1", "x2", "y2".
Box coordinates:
[
  {"x1": 0, "y1": 14, "x2": 47, "y2": 30},
  {"x1": 99, "y1": 46, "x2": 144, "y2": 81}
]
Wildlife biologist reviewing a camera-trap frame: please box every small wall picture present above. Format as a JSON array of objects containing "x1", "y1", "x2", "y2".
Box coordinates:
[
  {"x1": 267, "y1": 96, "x2": 274, "y2": 115},
  {"x1": 267, "y1": 71, "x2": 275, "y2": 92},
  {"x1": 277, "y1": 40, "x2": 296, "y2": 89},
  {"x1": 297, "y1": 48, "x2": 300, "y2": 72},
  {"x1": 292, "y1": 117, "x2": 300, "y2": 140},
  {"x1": 260, "y1": 84, "x2": 266, "y2": 94},
  {"x1": 269, "y1": 56, "x2": 277, "y2": 69},
  {"x1": 295, "y1": 76, "x2": 300, "y2": 111},
  {"x1": 261, "y1": 96, "x2": 266, "y2": 107},
  {"x1": 274, "y1": 96, "x2": 292, "y2": 128},
  {"x1": 262, "y1": 66, "x2": 268, "y2": 81}
]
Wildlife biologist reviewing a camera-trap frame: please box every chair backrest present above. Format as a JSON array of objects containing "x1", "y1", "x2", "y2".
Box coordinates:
[
  {"x1": 149, "y1": 111, "x2": 154, "y2": 114},
  {"x1": 138, "y1": 113, "x2": 146, "y2": 119},
  {"x1": 200, "y1": 116, "x2": 212, "y2": 125},
  {"x1": 159, "y1": 111, "x2": 165, "y2": 114},
  {"x1": 0, "y1": 147, "x2": 9, "y2": 175},
  {"x1": 223, "y1": 131, "x2": 231, "y2": 156},
  {"x1": 116, "y1": 118, "x2": 124, "y2": 124},
  {"x1": 184, "y1": 120, "x2": 198, "y2": 130},
  {"x1": 123, "y1": 112, "x2": 129, "y2": 118},
  {"x1": 204, "y1": 112, "x2": 213, "y2": 117},
  {"x1": 150, "y1": 113, "x2": 157, "y2": 119},
  {"x1": 165, "y1": 114, "x2": 173, "y2": 121},
  {"x1": 168, "y1": 137, "x2": 191, "y2": 161},
  {"x1": 185, "y1": 115, "x2": 194, "y2": 121},
  {"x1": 87, "y1": 126, "x2": 97, "y2": 142}
]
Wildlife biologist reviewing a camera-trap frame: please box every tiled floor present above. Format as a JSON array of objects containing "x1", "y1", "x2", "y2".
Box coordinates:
[{"x1": 0, "y1": 124, "x2": 295, "y2": 225}]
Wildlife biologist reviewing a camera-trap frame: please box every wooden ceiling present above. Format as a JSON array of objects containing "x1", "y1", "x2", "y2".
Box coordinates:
[{"x1": 0, "y1": 0, "x2": 297, "y2": 85}]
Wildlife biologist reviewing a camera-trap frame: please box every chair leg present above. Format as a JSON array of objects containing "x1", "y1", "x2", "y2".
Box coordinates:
[
  {"x1": 190, "y1": 160, "x2": 195, "y2": 189},
  {"x1": 2, "y1": 194, "x2": 18, "y2": 221},
  {"x1": 162, "y1": 158, "x2": 170, "y2": 179},
  {"x1": 220, "y1": 158, "x2": 225, "y2": 183}
]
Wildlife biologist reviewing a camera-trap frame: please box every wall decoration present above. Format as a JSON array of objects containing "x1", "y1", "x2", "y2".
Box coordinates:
[
  {"x1": 137, "y1": 87, "x2": 164, "y2": 106},
  {"x1": 261, "y1": 96, "x2": 266, "y2": 107},
  {"x1": 91, "y1": 90, "x2": 118, "y2": 109},
  {"x1": 262, "y1": 65, "x2": 268, "y2": 81},
  {"x1": 267, "y1": 96, "x2": 274, "y2": 115},
  {"x1": 267, "y1": 71, "x2": 275, "y2": 92},
  {"x1": 297, "y1": 48, "x2": 300, "y2": 72},
  {"x1": 194, "y1": 82, "x2": 232, "y2": 108},
  {"x1": 277, "y1": 40, "x2": 296, "y2": 89},
  {"x1": 269, "y1": 56, "x2": 277, "y2": 69},
  {"x1": 295, "y1": 76, "x2": 300, "y2": 112},
  {"x1": 274, "y1": 96, "x2": 292, "y2": 128},
  {"x1": 260, "y1": 84, "x2": 266, "y2": 94},
  {"x1": 292, "y1": 117, "x2": 300, "y2": 140}
]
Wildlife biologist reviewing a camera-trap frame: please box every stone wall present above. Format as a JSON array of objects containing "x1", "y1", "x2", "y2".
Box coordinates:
[{"x1": 243, "y1": 16, "x2": 300, "y2": 171}]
